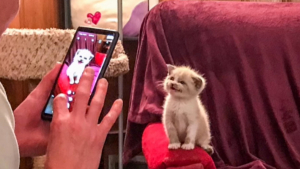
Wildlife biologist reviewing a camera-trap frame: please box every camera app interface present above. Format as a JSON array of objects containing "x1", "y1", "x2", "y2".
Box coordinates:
[{"x1": 44, "y1": 31, "x2": 115, "y2": 114}]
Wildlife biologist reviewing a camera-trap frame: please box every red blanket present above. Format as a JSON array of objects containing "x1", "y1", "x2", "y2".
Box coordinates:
[{"x1": 123, "y1": 1, "x2": 300, "y2": 168}]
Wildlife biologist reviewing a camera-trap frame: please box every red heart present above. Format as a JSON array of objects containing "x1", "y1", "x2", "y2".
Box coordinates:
[{"x1": 87, "y1": 11, "x2": 101, "y2": 25}]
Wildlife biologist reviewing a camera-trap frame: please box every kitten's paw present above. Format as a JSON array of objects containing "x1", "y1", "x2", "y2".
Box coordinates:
[
  {"x1": 168, "y1": 143, "x2": 181, "y2": 150},
  {"x1": 202, "y1": 145, "x2": 214, "y2": 155},
  {"x1": 70, "y1": 81, "x2": 74, "y2": 84},
  {"x1": 181, "y1": 143, "x2": 195, "y2": 150}
]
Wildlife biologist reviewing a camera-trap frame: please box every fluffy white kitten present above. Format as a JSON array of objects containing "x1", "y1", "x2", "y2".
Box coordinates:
[
  {"x1": 162, "y1": 64, "x2": 213, "y2": 154},
  {"x1": 67, "y1": 49, "x2": 94, "y2": 84}
]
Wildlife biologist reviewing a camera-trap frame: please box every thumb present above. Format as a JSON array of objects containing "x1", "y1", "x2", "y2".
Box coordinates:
[{"x1": 53, "y1": 94, "x2": 69, "y2": 120}]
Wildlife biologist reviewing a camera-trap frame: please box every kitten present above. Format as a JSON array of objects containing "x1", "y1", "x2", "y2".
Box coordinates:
[
  {"x1": 67, "y1": 49, "x2": 94, "y2": 84},
  {"x1": 162, "y1": 64, "x2": 213, "y2": 154}
]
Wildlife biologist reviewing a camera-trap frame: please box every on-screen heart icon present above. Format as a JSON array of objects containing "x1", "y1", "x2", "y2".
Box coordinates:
[{"x1": 87, "y1": 11, "x2": 101, "y2": 25}]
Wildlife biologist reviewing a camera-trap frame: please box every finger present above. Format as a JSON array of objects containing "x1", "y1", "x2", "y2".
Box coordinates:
[
  {"x1": 32, "y1": 63, "x2": 62, "y2": 99},
  {"x1": 53, "y1": 93, "x2": 69, "y2": 120},
  {"x1": 86, "y1": 79, "x2": 108, "y2": 124},
  {"x1": 98, "y1": 99, "x2": 123, "y2": 134},
  {"x1": 72, "y1": 67, "x2": 94, "y2": 118}
]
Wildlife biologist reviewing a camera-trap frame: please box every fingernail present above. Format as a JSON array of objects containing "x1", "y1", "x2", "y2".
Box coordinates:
[
  {"x1": 99, "y1": 79, "x2": 108, "y2": 87},
  {"x1": 84, "y1": 67, "x2": 94, "y2": 74},
  {"x1": 84, "y1": 67, "x2": 90, "y2": 72}
]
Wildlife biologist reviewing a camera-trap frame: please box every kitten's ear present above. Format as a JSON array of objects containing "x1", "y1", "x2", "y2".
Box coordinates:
[
  {"x1": 192, "y1": 75, "x2": 206, "y2": 91},
  {"x1": 76, "y1": 49, "x2": 81, "y2": 55},
  {"x1": 166, "y1": 64, "x2": 176, "y2": 74}
]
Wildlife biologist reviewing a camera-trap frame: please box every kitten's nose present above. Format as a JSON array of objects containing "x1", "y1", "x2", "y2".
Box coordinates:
[{"x1": 171, "y1": 83, "x2": 177, "y2": 88}]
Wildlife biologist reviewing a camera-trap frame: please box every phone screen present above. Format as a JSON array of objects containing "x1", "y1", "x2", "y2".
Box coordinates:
[{"x1": 43, "y1": 29, "x2": 118, "y2": 117}]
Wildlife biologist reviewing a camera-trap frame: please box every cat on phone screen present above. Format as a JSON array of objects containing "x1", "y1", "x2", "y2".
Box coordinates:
[
  {"x1": 162, "y1": 64, "x2": 213, "y2": 154},
  {"x1": 67, "y1": 49, "x2": 94, "y2": 84}
]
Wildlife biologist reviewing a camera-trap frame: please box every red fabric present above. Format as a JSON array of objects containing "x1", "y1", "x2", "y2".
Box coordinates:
[
  {"x1": 95, "y1": 52, "x2": 106, "y2": 66},
  {"x1": 124, "y1": 1, "x2": 300, "y2": 168},
  {"x1": 167, "y1": 163, "x2": 204, "y2": 169},
  {"x1": 142, "y1": 123, "x2": 216, "y2": 169}
]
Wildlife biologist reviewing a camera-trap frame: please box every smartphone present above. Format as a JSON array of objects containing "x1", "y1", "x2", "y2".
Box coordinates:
[{"x1": 41, "y1": 27, "x2": 119, "y2": 121}]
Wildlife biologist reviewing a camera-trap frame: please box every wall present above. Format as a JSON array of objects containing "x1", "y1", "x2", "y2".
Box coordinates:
[{"x1": 9, "y1": 0, "x2": 62, "y2": 29}]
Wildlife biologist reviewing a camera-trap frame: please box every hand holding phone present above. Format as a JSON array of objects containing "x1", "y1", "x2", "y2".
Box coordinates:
[
  {"x1": 14, "y1": 63, "x2": 61, "y2": 157},
  {"x1": 41, "y1": 27, "x2": 119, "y2": 121},
  {"x1": 45, "y1": 67, "x2": 123, "y2": 169}
]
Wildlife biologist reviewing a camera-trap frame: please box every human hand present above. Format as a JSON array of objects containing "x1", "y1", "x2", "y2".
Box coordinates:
[
  {"x1": 45, "y1": 67, "x2": 123, "y2": 169},
  {"x1": 14, "y1": 63, "x2": 61, "y2": 157}
]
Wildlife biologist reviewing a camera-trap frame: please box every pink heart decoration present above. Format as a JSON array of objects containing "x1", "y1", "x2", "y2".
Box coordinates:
[{"x1": 87, "y1": 11, "x2": 101, "y2": 25}]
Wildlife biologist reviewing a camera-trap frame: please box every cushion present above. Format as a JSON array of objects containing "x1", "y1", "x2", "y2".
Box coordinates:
[{"x1": 142, "y1": 123, "x2": 216, "y2": 169}]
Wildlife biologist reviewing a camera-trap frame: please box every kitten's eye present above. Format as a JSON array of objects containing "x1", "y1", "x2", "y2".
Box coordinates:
[
  {"x1": 179, "y1": 81, "x2": 186, "y2": 85},
  {"x1": 170, "y1": 77, "x2": 174, "y2": 80}
]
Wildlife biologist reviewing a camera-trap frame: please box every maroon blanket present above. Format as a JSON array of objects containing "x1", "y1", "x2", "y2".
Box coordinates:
[{"x1": 123, "y1": 1, "x2": 300, "y2": 168}]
